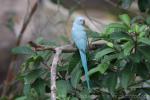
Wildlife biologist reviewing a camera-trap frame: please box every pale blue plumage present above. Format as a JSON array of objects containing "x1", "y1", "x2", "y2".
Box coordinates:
[{"x1": 72, "y1": 16, "x2": 90, "y2": 90}]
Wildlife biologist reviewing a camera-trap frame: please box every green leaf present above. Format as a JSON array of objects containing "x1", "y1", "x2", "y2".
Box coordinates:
[
  {"x1": 71, "y1": 97, "x2": 78, "y2": 100},
  {"x1": 142, "y1": 88, "x2": 150, "y2": 95},
  {"x1": 136, "y1": 63, "x2": 149, "y2": 79},
  {"x1": 23, "y1": 83, "x2": 31, "y2": 96},
  {"x1": 88, "y1": 66, "x2": 100, "y2": 76},
  {"x1": 12, "y1": 46, "x2": 34, "y2": 55},
  {"x1": 123, "y1": 41, "x2": 134, "y2": 56},
  {"x1": 102, "y1": 53, "x2": 119, "y2": 63},
  {"x1": 78, "y1": 89, "x2": 90, "y2": 100},
  {"x1": 88, "y1": 61, "x2": 110, "y2": 75},
  {"x1": 15, "y1": 96, "x2": 27, "y2": 100},
  {"x1": 68, "y1": 53, "x2": 80, "y2": 72},
  {"x1": 119, "y1": 14, "x2": 131, "y2": 26},
  {"x1": 132, "y1": 23, "x2": 140, "y2": 33},
  {"x1": 21, "y1": 56, "x2": 44, "y2": 71},
  {"x1": 30, "y1": 88, "x2": 38, "y2": 99},
  {"x1": 107, "y1": 73, "x2": 117, "y2": 95},
  {"x1": 95, "y1": 48, "x2": 115, "y2": 59},
  {"x1": 37, "y1": 51, "x2": 52, "y2": 60},
  {"x1": 139, "y1": 46, "x2": 150, "y2": 60},
  {"x1": 120, "y1": 64, "x2": 134, "y2": 89},
  {"x1": 139, "y1": 25, "x2": 147, "y2": 33},
  {"x1": 33, "y1": 56, "x2": 43, "y2": 66},
  {"x1": 106, "y1": 42, "x2": 113, "y2": 48},
  {"x1": 98, "y1": 62, "x2": 110, "y2": 74},
  {"x1": 145, "y1": 62, "x2": 150, "y2": 72},
  {"x1": 70, "y1": 64, "x2": 82, "y2": 89},
  {"x1": 119, "y1": 59, "x2": 127, "y2": 68},
  {"x1": 139, "y1": 32, "x2": 146, "y2": 38},
  {"x1": 24, "y1": 68, "x2": 45, "y2": 83},
  {"x1": 130, "y1": 51, "x2": 142, "y2": 63},
  {"x1": 110, "y1": 32, "x2": 131, "y2": 40},
  {"x1": 89, "y1": 54, "x2": 117, "y2": 75},
  {"x1": 56, "y1": 80, "x2": 70, "y2": 99},
  {"x1": 33, "y1": 78, "x2": 45, "y2": 96},
  {"x1": 101, "y1": 93, "x2": 112, "y2": 100},
  {"x1": 107, "y1": 23, "x2": 128, "y2": 30},
  {"x1": 139, "y1": 38, "x2": 150, "y2": 45},
  {"x1": 105, "y1": 23, "x2": 128, "y2": 34},
  {"x1": 146, "y1": 16, "x2": 150, "y2": 25}
]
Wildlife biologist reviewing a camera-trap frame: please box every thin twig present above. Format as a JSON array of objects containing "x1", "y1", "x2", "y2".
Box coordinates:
[
  {"x1": 42, "y1": 62, "x2": 50, "y2": 70},
  {"x1": 16, "y1": 1, "x2": 38, "y2": 45},
  {"x1": 129, "y1": 79, "x2": 150, "y2": 87}
]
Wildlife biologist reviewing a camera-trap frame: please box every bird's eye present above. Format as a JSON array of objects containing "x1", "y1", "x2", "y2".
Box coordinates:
[{"x1": 80, "y1": 19, "x2": 83, "y2": 22}]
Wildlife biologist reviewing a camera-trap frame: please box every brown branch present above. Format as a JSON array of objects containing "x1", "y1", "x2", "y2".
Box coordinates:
[
  {"x1": 50, "y1": 47, "x2": 62, "y2": 100},
  {"x1": 16, "y1": 1, "x2": 38, "y2": 46},
  {"x1": 29, "y1": 40, "x2": 106, "y2": 53},
  {"x1": 2, "y1": 0, "x2": 39, "y2": 96}
]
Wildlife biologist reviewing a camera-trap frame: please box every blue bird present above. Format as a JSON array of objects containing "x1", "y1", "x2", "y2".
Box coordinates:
[{"x1": 72, "y1": 16, "x2": 90, "y2": 90}]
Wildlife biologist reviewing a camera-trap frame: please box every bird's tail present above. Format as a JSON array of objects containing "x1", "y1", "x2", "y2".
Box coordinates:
[{"x1": 79, "y1": 50, "x2": 90, "y2": 90}]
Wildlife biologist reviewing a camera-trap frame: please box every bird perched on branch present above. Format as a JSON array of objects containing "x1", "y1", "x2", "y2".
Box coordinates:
[{"x1": 72, "y1": 16, "x2": 90, "y2": 90}]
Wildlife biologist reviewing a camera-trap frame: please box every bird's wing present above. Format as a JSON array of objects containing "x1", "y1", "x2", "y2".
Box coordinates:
[
  {"x1": 72, "y1": 30, "x2": 91, "y2": 90},
  {"x1": 72, "y1": 30, "x2": 88, "y2": 51}
]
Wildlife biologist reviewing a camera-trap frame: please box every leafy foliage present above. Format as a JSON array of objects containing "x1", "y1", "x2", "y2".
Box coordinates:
[
  {"x1": 120, "y1": 0, "x2": 150, "y2": 14},
  {"x1": 12, "y1": 14, "x2": 150, "y2": 100}
]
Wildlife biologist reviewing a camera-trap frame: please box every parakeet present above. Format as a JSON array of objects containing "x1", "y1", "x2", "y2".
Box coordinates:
[{"x1": 72, "y1": 16, "x2": 90, "y2": 90}]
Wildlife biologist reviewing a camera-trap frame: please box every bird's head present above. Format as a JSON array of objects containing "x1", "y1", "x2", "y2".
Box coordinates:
[{"x1": 73, "y1": 16, "x2": 85, "y2": 25}]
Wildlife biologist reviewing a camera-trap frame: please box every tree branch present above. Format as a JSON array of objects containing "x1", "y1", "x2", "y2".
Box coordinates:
[
  {"x1": 2, "y1": 0, "x2": 39, "y2": 96},
  {"x1": 16, "y1": 1, "x2": 38, "y2": 45},
  {"x1": 50, "y1": 47, "x2": 62, "y2": 100},
  {"x1": 29, "y1": 40, "x2": 106, "y2": 53}
]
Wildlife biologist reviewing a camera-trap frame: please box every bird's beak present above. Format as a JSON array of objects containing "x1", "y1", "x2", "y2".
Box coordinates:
[
  {"x1": 84, "y1": 20, "x2": 90, "y2": 29},
  {"x1": 83, "y1": 20, "x2": 85, "y2": 25}
]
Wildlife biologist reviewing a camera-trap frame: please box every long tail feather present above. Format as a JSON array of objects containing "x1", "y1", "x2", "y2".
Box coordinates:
[{"x1": 79, "y1": 50, "x2": 90, "y2": 90}]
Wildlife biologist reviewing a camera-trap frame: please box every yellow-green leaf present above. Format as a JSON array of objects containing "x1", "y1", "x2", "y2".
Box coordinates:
[{"x1": 119, "y1": 14, "x2": 131, "y2": 27}]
